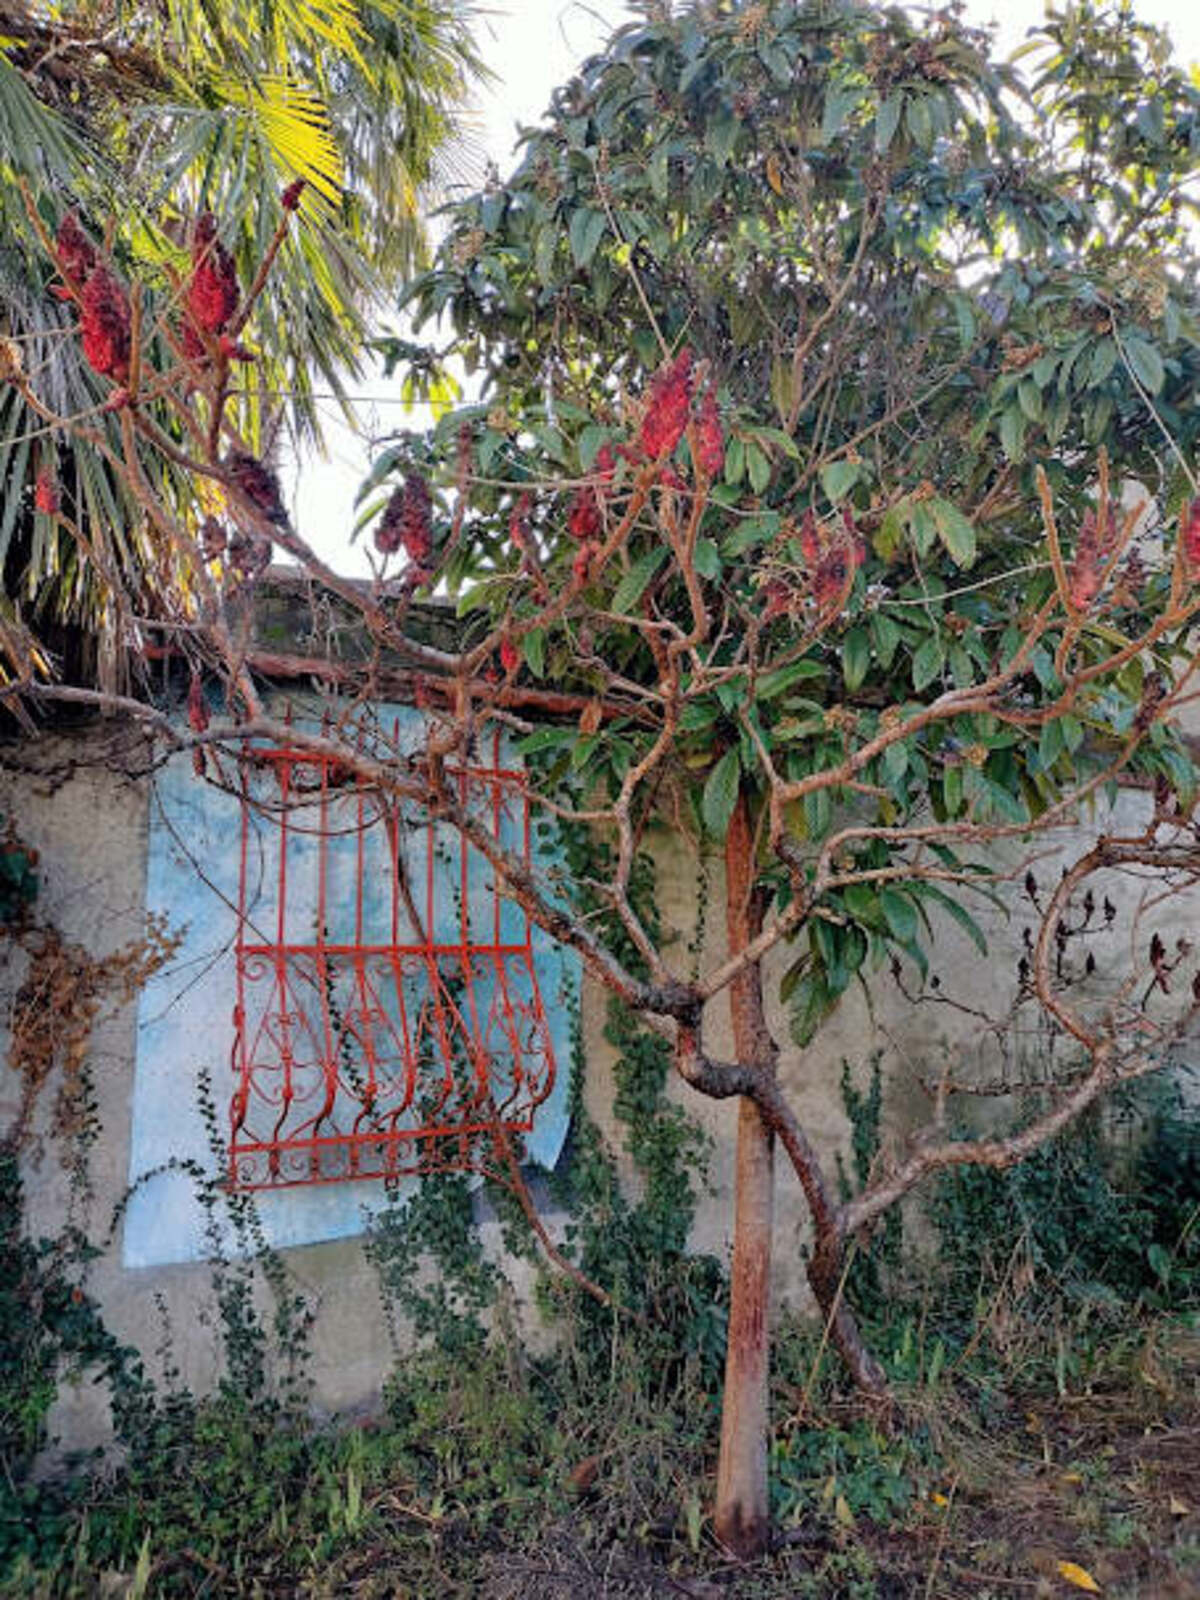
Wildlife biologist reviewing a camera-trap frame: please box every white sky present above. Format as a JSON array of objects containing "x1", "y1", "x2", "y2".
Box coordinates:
[{"x1": 290, "y1": 0, "x2": 1200, "y2": 576}]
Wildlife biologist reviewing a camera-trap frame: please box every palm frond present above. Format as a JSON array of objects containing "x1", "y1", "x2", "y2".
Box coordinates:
[
  {"x1": 218, "y1": 73, "x2": 345, "y2": 207},
  {"x1": 0, "y1": 49, "x2": 94, "y2": 186}
]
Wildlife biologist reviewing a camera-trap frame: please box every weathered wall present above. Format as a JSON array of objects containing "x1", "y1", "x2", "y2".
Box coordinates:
[{"x1": 2, "y1": 717, "x2": 1188, "y2": 1457}]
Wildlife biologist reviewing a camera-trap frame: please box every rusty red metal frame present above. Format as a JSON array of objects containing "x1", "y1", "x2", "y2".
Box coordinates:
[{"x1": 229, "y1": 723, "x2": 557, "y2": 1190}]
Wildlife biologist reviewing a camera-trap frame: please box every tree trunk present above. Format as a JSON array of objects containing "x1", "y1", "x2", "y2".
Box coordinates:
[{"x1": 713, "y1": 795, "x2": 774, "y2": 1559}]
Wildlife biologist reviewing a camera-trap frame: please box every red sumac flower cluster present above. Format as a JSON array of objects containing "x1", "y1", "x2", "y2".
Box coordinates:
[
  {"x1": 1183, "y1": 499, "x2": 1200, "y2": 573},
  {"x1": 640, "y1": 347, "x2": 693, "y2": 460},
  {"x1": 81, "y1": 267, "x2": 131, "y2": 382},
  {"x1": 1067, "y1": 502, "x2": 1119, "y2": 610},
  {"x1": 568, "y1": 486, "x2": 602, "y2": 542},
  {"x1": 34, "y1": 468, "x2": 59, "y2": 516},
  {"x1": 376, "y1": 472, "x2": 433, "y2": 569},
  {"x1": 764, "y1": 508, "x2": 865, "y2": 619},
  {"x1": 54, "y1": 213, "x2": 96, "y2": 289},
  {"x1": 187, "y1": 214, "x2": 239, "y2": 337},
  {"x1": 694, "y1": 384, "x2": 724, "y2": 479}
]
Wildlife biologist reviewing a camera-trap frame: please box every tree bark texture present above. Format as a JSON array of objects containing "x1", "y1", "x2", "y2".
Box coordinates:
[
  {"x1": 806, "y1": 1229, "x2": 889, "y2": 1398},
  {"x1": 713, "y1": 794, "x2": 775, "y2": 1559}
]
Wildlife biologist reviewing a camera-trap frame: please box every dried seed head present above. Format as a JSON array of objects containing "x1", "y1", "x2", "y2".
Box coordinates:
[
  {"x1": 225, "y1": 450, "x2": 287, "y2": 527},
  {"x1": 34, "y1": 468, "x2": 59, "y2": 516},
  {"x1": 799, "y1": 508, "x2": 821, "y2": 567},
  {"x1": 188, "y1": 671, "x2": 209, "y2": 733},
  {"x1": 568, "y1": 486, "x2": 601, "y2": 543},
  {"x1": 55, "y1": 213, "x2": 97, "y2": 287},
  {"x1": 571, "y1": 541, "x2": 596, "y2": 586},
  {"x1": 762, "y1": 577, "x2": 797, "y2": 620},
  {"x1": 376, "y1": 474, "x2": 433, "y2": 568},
  {"x1": 694, "y1": 385, "x2": 724, "y2": 479},
  {"x1": 199, "y1": 516, "x2": 227, "y2": 561},
  {"x1": 375, "y1": 485, "x2": 405, "y2": 555},
  {"x1": 509, "y1": 491, "x2": 533, "y2": 553},
  {"x1": 1067, "y1": 502, "x2": 1119, "y2": 609},
  {"x1": 0, "y1": 337, "x2": 23, "y2": 383},
  {"x1": 640, "y1": 347, "x2": 693, "y2": 460},
  {"x1": 181, "y1": 319, "x2": 207, "y2": 363},
  {"x1": 227, "y1": 529, "x2": 271, "y2": 581},
  {"x1": 1183, "y1": 499, "x2": 1200, "y2": 573},
  {"x1": 187, "y1": 213, "x2": 239, "y2": 335},
  {"x1": 80, "y1": 266, "x2": 131, "y2": 381}
]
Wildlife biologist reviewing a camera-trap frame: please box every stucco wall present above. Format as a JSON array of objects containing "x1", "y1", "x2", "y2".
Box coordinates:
[
  {"x1": 2, "y1": 717, "x2": 1189, "y2": 1457},
  {"x1": 1, "y1": 733, "x2": 387, "y2": 1451}
]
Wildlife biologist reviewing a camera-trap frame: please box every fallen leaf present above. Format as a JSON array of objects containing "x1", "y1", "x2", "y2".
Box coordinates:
[
  {"x1": 566, "y1": 1455, "x2": 600, "y2": 1494},
  {"x1": 1169, "y1": 1494, "x2": 1189, "y2": 1517},
  {"x1": 1057, "y1": 1561, "x2": 1101, "y2": 1593},
  {"x1": 930, "y1": 1491, "x2": 950, "y2": 1508}
]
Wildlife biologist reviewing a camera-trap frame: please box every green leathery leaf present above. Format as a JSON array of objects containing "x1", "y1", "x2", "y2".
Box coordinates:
[
  {"x1": 875, "y1": 94, "x2": 903, "y2": 151},
  {"x1": 844, "y1": 883, "x2": 884, "y2": 928},
  {"x1": 534, "y1": 226, "x2": 557, "y2": 284},
  {"x1": 722, "y1": 511, "x2": 780, "y2": 555},
  {"x1": 821, "y1": 86, "x2": 859, "y2": 141},
  {"x1": 1017, "y1": 377, "x2": 1043, "y2": 422},
  {"x1": 820, "y1": 459, "x2": 861, "y2": 502},
  {"x1": 522, "y1": 628, "x2": 546, "y2": 679},
  {"x1": 706, "y1": 109, "x2": 740, "y2": 165},
  {"x1": 804, "y1": 786, "x2": 832, "y2": 841},
  {"x1": 516, "y1": 725, "x2": 575, "y2": 757},
  {"x1": 577, "y1": 424, "x2": 612, "y2": 471},
  {"x1": 611, "y1": 547, "x2": 668, "y2": 613},
  {"x1": 1088, "y1": 337, "x2": 1118, "y2": 387},
  {"x1": 909, "y1": 501, "x2": 937, "y2": 557},
  {"x1": 871, "y1": 612, "x2": 900, "y2": 670},
  {"x1": 912, "y1": 636, "x2": 944, "y2": 692},
  {"x1": 841, "y1": 626, "x2": 870, "y2": 692},
  {"x1": 693, "y1": 538, "x2": 721, "y2": 579},
  {"x1": 1039, "y1": 717, "x2": 1065, "y2": 770},
  {"x1": 998, "y1": 405, "x2": 1025, "y2": 462},
  {"x1": 702, "y1": 747, "x2": 741, "y2": 840},
  {"x1": 912, "y1": 882, "x2": 988, "y2": 955},
  {"x1": 746, "y1": 441, "x2": 770, "y2": 494},
  {"x1": 930, "y1": 498, "x2": 977, "y2": 568},
  {"x1": 874, "y1": 504, "x2": 904, "y2": 561},
  {"x1": 943, "y1": 763, "x2": 963, "y2": 815},
  {"x1": 880, "y1": 887, "x2": 917, "y2": 944},
  {"x1": 756, "y1": 659, "x2": 826, "y2": 697},
  {"x1": 906, "y1": 93, "x2": 933, "y2": 149},
  {"x1": 1122, "y1": 332, "x2": 1165, "y2": 395},
  {"x1": 568, "y1": 208, "x2": 607, "y2": 269}
]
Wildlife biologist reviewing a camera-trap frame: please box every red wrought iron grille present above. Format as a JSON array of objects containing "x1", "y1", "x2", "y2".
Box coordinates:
[{"x1": 230, "y1": 724, "x2": 557, "y2": 1190}]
